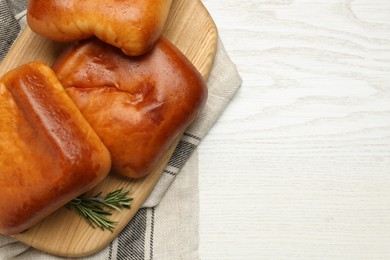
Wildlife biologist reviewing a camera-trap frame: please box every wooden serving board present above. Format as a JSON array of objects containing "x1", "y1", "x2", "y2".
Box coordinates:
[{"x1": 0, "y1": 0, "x2": 217, "y2": 257}]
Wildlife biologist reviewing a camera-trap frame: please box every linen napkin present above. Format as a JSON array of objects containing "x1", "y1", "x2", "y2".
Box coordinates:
[{"x1": 0, "y1": 0, "x2": 242, "y2": 259}]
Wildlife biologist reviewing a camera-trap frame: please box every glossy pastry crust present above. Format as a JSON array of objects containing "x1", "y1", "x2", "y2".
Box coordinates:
[
  {"x1": 0, "y1": 62, "x2": 111, "y2": 235},
  {"x1": 27, "y1": 0, "x2": 173, "y2": 56},
  {"x1": 53, "y1": 38, "x2": 207, "y2": 179}
]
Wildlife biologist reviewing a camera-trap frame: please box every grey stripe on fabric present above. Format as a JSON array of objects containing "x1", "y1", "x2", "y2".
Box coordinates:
[
  {"x1": 108, "y1": 241, "x2": 113, "y2": 260},
  {"x1": 117, "y1": 208, "x2": 147, "y2": 260},
  {"x1": 0, "y1": 0, "x2": 21, "y2": 62},
  {"x1": 167, "y1": 139, "x2": 197, "y2": 169},
  {"x1": 7, "y1": 0, "x2": 27, "y2": 16},
  {"x1": 183, "y1": 132, "x2": 201, "y2": 141},
  {"x1": 163, "y1": 169, "x2": 177, "y2": 176},
  {"x1": 149, "y1": 207, "x2": 155, "y2": 260},
  {"x1": 162, "y1": 132, "x2": 201, "y2": 176}
]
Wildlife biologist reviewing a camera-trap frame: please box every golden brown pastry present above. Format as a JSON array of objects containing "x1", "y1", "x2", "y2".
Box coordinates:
[
  {"x1": 0, "y1": 62, "x2": 111, "y2": 235},
  {"x1": 53, "y1": 37, "x2": 207, "y2": 179},
  {"x1": 27, "y1": 0, "x2": 173, "y2": 56}
]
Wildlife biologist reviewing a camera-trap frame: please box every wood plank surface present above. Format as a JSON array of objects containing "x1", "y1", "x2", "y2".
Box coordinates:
[
  {"x1": 0, "y1": 0, "x2": 217, "y2": 257},
  {"x1": 199, "y1": 0, "x2": 390, "y2": 259}
]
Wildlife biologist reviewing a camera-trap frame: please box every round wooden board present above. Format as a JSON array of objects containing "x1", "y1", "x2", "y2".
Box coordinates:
[{"x1": 0, "y1": 0, "x2": 217, "y2": 257}]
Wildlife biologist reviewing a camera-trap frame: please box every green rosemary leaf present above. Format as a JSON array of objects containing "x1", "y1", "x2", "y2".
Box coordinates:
[{"x1": 65, "y1": 188, "x2": 132, "y2": 231}]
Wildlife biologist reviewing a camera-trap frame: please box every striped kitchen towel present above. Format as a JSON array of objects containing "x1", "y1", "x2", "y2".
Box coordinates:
[{"x1": 0, "y1": 0, "x2": 242, "y2": 259}]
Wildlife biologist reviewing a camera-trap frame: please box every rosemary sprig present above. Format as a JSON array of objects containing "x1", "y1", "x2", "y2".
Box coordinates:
[{"x1": 65, "y1": 188, "x2": 133, "y2": 232}]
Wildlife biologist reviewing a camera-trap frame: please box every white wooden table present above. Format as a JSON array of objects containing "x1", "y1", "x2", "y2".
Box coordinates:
[{"x1": 199, "y1": 0, "x2": 390, "y2": 259}]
